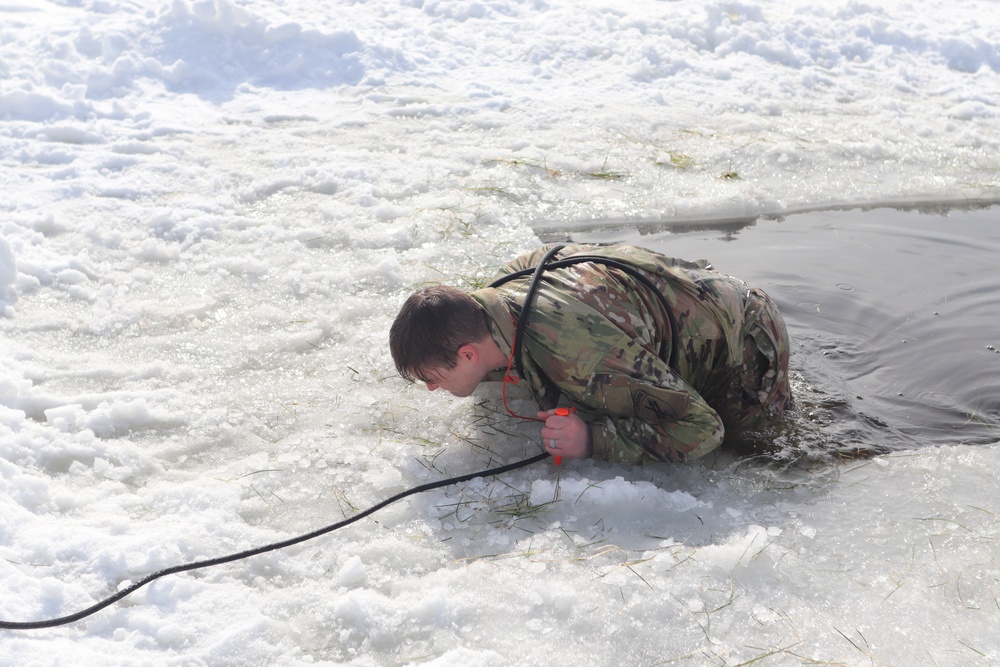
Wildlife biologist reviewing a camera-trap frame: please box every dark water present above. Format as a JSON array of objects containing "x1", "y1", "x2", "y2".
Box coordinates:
[{"x1": 552, "y1": 205, "x2": 1000, "y2": 457}]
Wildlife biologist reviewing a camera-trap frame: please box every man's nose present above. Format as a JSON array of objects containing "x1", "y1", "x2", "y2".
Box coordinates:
[{"x1": 426, "y1": 382, "x2": 439, "y2": 392}]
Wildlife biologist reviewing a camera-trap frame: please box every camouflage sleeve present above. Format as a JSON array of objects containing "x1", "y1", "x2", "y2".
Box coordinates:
[{"x1": 572, "y1": 336, "x2": 725, "y2": 464}]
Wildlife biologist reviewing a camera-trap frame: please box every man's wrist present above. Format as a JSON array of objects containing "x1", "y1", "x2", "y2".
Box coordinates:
[{"x1": 589, "y1": 421, "x2": 610, "y2": 460}]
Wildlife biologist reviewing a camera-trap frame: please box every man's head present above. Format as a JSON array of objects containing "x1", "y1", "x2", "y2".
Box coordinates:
[{"x1": 389, "y1": 285, "x2": 492, "y2": 393}]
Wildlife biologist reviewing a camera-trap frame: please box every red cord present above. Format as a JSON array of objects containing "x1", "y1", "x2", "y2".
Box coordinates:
[
  {"x1": 500, "y1": 333, "x2": 577, "y2": 466},
  {"x1": 500, "y1": 317, "x2": 576, "y2": 465},
  {"x1": 500, "y1": 331, "x2": 542, "y2": 423}
]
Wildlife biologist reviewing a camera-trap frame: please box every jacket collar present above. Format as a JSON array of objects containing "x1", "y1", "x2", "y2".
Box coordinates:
[{"x1": 470, "y1": 287, "x2": 515, "y2": 358}]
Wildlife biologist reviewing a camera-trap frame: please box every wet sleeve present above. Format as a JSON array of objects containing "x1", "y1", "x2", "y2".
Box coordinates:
[{"x1": 571, "y1": 336, "x2": 725, "y2": 464}]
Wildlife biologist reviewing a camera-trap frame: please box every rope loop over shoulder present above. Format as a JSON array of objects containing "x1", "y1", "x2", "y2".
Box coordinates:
[{"x1": 489, "y1": 248, "x2": 680, "y2": 369}]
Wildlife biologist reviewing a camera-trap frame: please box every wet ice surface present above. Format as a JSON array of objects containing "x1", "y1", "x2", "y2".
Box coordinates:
[{"x1": 5, "y1": 202, "x2": 999, "y2": 665}]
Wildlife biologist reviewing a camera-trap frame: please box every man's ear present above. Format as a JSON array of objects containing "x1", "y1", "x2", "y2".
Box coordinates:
[{"x1": 456, "y1": 343, "x2": 479, "y2": 364}]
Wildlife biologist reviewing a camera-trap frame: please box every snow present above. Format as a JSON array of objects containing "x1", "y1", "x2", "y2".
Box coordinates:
[{"x1": 1, "y1": 0, "x2": 998, "y2": 665}]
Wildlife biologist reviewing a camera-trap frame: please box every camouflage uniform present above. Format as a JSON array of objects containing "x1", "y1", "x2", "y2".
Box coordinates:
[{"x1": 470, "y1": 243, "x2": 793, "y2": 464}]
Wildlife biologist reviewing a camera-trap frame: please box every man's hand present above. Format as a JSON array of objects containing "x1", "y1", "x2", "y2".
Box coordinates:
[{"x1": 539, "y1": 408, "x2": 593, "y2": 460}]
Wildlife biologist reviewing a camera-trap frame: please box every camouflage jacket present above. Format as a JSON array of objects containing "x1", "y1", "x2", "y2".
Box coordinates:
[{"x1": 470, "y1": 243, "x2": 754, "y2": 464}]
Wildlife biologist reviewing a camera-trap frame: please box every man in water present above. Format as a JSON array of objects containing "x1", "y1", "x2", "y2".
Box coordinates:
[{"x1": 389, "y1": 243, "x2": 793, "y2": 464}]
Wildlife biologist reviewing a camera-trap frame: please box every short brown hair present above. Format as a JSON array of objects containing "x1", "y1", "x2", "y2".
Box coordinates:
[{"x1": 389, "y1": 285, "x2": 491, "y2": 382}]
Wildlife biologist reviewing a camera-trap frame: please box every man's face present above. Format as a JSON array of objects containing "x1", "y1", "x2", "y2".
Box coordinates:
[{"x1": 418, "y1": 356, "x2": 482, "y2": 397}]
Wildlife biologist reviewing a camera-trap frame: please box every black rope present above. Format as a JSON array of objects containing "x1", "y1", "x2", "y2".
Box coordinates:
[
  {"x1": 495, "y1": 244, "x2": 565, "y2": 380},
  {"x1": 0, "y1": 452, "x2": 550, "y2": 630}
]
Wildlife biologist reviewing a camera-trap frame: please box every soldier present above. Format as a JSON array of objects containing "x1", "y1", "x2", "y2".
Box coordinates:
[{"x1": 389, "y1": 243, "x2": 793, "y2": 464}]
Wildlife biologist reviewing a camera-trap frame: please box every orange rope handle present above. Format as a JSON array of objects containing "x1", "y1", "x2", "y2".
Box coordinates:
[{"x1": 550, "y1": 407, "x2": 576, "y2": 465}]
